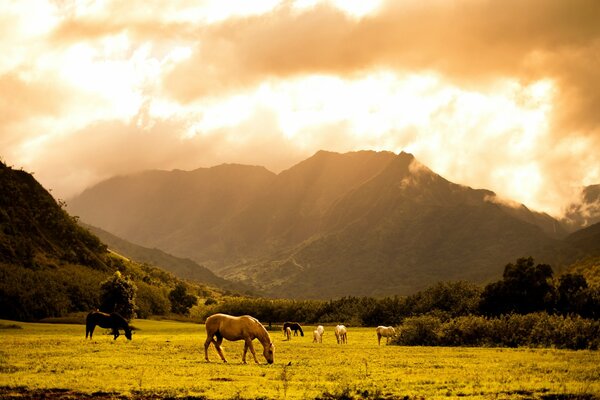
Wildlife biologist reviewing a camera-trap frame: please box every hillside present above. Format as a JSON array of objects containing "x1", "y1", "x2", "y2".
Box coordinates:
[
  {"x1": 83, "y1": 223, "x2": 255, "y2": 295},
  {"x1": 69, "y1": 164, "x2": 276, "y2": 262},
  {"x1": 563, "y1": 222, "x2": 600, "y2": 286},
  {"x1": 0, "y1": 161, "x2": 222, "y2": 321},
  {"x1": 68, "y1": 151, "x2": 582, "y2": 298}
]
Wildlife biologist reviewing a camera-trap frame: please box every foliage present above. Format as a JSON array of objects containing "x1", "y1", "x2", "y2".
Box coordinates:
[
  {"x1": 99, "y1": 271, "x2": 138, "y2": 320},
  {"x1": 136, "y1": 282, "x2": 171, "y2": 318},
  {"x1": 0, "y1": 263, "x2": 103, "y2": 321},
  {"x1": 404, "y1": 281, "x2": 482, "y2": 319},
  {"x1": 168, "y1": 282, "x2": 198, "y2": 315},
  {"x1": 393, "y1": 313, "x2": 600, "y2": 350},
  {"x1": 479, "y1": 257, "x2": 557, "y2": 316}
]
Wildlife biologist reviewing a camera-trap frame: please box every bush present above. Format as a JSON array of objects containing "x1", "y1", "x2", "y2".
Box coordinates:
[
  {"x1": 396, "y1": 315, "x2": 442, "y2": 346},
  {"x1": 392, "y1": 313, "x2": 600, "y2": 350}
]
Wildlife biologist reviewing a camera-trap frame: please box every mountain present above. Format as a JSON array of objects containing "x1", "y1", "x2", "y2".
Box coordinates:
[
  {"x1": 69, "y1": 164, "x2": 276, "y2": 268},
  {"x1": 68, "y1": 150, "x2": 580, "y2": 298},
  {"x1": 83, "y1": 223, "x2": 255, "y2": 294},
  {"x1": 562, "y1": 184, "x2": 600, "y2": 231},
  {"x1": 565, "y1": 222, "x2": 600, "y2": 257}
]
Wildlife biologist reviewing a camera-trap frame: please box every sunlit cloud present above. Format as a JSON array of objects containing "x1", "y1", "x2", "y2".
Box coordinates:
[{"x1": 1, "y1": 0, "x2": 599, "y2": 218}]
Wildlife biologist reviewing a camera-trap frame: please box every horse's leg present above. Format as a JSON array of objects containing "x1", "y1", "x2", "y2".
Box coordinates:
[
  {"x1": 204, "y1": 335, "x2": 213, "y2": 362},
  {"x1": 242, "y1": 341, "x2": 249, "y2": 364},
  {"x1": 89, "y1": 325, "x2": 95, "y2": 339},
  {"x1": 246, "y1": 339, "x2": 259, "y2": 364},
  {"x1": 214, "y1": 336, "x2": 227, "y2": 363},
  {"x1": 377, "y1": 333, "x2": 381, "y2": 345}
]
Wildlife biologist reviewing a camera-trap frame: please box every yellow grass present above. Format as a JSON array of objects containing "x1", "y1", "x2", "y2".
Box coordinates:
[{"x1": 1, "y1": 319, "x2": 599, "y2": 399}]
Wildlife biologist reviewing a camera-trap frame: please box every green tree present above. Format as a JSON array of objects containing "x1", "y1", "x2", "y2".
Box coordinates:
[
  {"x1": 168, "y1": 282, "x2": 197, "y2": 315},
  {"x1": 100, "y1": 271, "x2": 137, "y2": 320},
  {"x1": 480, "y1": 257, "x2": 556, "y2": 316}
]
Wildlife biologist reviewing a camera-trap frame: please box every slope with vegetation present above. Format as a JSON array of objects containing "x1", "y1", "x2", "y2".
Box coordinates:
[{"x1": 0, "y1": 161, "x2": 222, "y2": 321}]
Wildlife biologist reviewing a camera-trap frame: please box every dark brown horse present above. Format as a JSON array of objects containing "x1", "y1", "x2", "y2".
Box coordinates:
[
  {"x1": 283, "y1": 322, "x2": 304, "y2": 337},
  {"x1": 86, "y1": 311, "x2": 132, "y2": 340}
]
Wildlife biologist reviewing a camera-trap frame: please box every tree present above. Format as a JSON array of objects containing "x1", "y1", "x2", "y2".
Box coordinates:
[
  {"x1": 557, "y1": 273, "x2": 588, "y2": 315},
  {"x1": 100, "y1": 271, "x2": 137, "y2": 320},
  {"x1": 480, "y1": 257, "x2": 556, "y2": 316},
  {"x1": 169, "y1": 283, "x2": 197, "y2": 315}
]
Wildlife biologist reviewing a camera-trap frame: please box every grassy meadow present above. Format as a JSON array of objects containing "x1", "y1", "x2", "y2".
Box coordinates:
[{"x1": 0, "y1": 319, "x2": 599, "y2": 399}]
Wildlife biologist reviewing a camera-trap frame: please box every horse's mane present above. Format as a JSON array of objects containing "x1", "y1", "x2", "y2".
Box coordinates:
[{"x1": 247, "y1": 316, "x2": 271, "y2": 344}]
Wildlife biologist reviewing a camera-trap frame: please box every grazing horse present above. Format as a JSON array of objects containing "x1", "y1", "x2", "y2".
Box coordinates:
[
  {"x1": 282, "y1": 322, "x2": 304, "y2": 337},
  {"x1": 312, "y1": 330, "x2": 321, "y2": 343},
  {"x1": 313, "y1": 325, "x2": 324, "y2": 343},
  {"x1": 334, "y1": 325, "x2": 348, "y2": 344},
  {"x1": 285, "y1": 327, "x2": 292, "y2": 341},
  {"x1": 376, "y1": 325, "x2": 396, "y2": 345},
  {"x1": 85, "y1": 311, "x2": 132, "y2": 340},
  {"x1": 204, "y1": 313, "x2": 274, "y2": 364}
]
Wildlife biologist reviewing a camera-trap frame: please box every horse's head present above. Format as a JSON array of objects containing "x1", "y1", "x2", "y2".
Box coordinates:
[
  {"x1": 263, "y1": 343, "x2": 274, "y2": 364},
  {"x1": 125, "y1": 328, "x2": 132, "y2": 340}
]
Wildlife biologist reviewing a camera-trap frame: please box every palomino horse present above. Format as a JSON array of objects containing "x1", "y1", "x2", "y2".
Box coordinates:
[
  {"x1": 282, "y1": 322, "x2": 304, "y2": 337},
  {"x1": 204, "y1": 313, "x2": 274, "y2": 364},
  {"x1": 376, "y1": 325, "x2": 396, "y2": 345},
  {"x1": 85, "y1": 311, "x2": 132, "y2": 340},
  {"x1": 334, "y1": 325, "x2": 348, "y2": 344}
]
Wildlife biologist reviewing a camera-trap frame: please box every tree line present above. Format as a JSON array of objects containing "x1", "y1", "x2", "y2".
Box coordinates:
[
  {"x1": 200, "y1": 257, "x2": 600, "y2": 349},
  {"x1": 203, "y1": 257, "x2": 599, "y2": 325}
]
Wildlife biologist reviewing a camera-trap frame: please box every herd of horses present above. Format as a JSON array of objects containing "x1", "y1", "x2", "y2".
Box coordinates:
[{"x1": 85, "y1": 311, "x2": 397, "y2": 365}]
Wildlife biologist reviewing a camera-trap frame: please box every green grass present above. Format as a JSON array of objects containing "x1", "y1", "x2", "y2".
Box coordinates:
[{"x1": 0, "y1": 319, "x2": 599, "y2": 399}]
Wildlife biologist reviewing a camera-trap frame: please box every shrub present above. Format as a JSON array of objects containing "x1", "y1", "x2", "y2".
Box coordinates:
[
  {"x1": 392, "y1": 313, "x2": 600, "y2": 350},
  {"x1": 395, "y1": 315, "x2": 442, "y2": 346}
]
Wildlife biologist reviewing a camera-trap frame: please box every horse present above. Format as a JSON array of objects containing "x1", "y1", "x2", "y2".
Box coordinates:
[
  {"x1": 334, "y1": 325, "x2": 348, "y2": 344},
  {"x1": 204, "y1": 313, "x2": 274, "y2": 364},
  {"x1": 85, "y1": 311, "x2": 132, "y2": 340},
  {"x1": 376, "y1": 325, "x2": 396, "y2": 345},
  {"x1": 282, "y1": 322, "x2": 304, "y2": 337},
  {"x1": 285, "y1": 326, "x2": 292, "y2": 341},
  {"x1": 312, "y1": 329, "x2": 321, "y2": 343},
  {"x1": 313, "y1": 325, "x2": 324, "y2": 343}
]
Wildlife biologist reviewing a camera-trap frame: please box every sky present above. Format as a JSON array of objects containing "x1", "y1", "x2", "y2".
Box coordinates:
[{"x1": 1, "y1": 0, "x2": 599, "y2": 217}]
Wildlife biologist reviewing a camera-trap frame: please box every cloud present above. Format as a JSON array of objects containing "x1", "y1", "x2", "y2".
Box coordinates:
[{"x1": 2, "y1": 0, "x2": 599, "y2": 218}]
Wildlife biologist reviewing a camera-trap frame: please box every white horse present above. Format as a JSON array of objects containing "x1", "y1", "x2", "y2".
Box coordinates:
[
  {"x1": 312, "y1": 330, "x2": 321, "y2": 343},
  {"x1": 334, "y1": 325, "x2": 347, "y2": 344},
  {"x1": 313, "y1": 325, "x2": 324, "y2": 343},
  {"x1": 285, "y1": 326, "x2": 292, "y2": 341},
  {"x1": 376, "y1": 325, "x2": 396, "y2": 345}
]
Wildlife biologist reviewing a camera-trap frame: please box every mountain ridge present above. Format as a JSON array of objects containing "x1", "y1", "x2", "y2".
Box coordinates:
[{"x1": 68, "y1": 150, "x2": 587, "y2": 298}]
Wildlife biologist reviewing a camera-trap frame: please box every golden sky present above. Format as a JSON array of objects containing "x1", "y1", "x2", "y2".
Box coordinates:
[{"x1": 1, "y1": 0, "x2": 599, "y2": 217}]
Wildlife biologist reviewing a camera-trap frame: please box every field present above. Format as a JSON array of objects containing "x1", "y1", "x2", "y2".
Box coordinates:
[{"x1": 1, "y1": 319, "x2": 599, "y2": 399}]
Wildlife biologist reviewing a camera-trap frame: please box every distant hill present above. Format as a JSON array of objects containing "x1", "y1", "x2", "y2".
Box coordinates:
[
  {"x1": 68, "y1": 150, "x2": 582, "y2": 298},
  {"x1": 565, "y1": 221, "x2": 600, "y2": 256},
  {"x1": 563, "y1": 222, "x2": 600, "y2": 286},
  {"x1": 83, "y1": 223, "x2": 255, "y2": 295}
]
